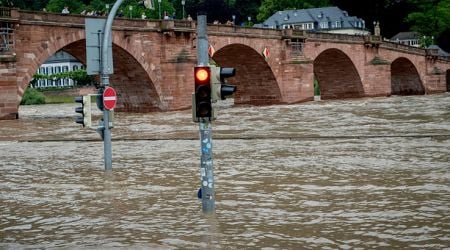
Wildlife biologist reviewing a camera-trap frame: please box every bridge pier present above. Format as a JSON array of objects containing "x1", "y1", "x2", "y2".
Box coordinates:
[
  {"x1": 278, "y1": 61, "x2": 315, "y2": 103},
  {"x1": 424, "y1": 73, "x2": 448, "y2": 94},
  {"x1": 0, "y1": 53, "x2": 18, "y2": 120},
  {"x1": 363, "y1": 58, "x2": 391, "y2": 97}
]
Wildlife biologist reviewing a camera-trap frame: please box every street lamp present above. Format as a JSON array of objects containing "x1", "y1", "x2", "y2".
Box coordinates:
[
  {"x1": 232, "y1": 15, "x2": 236, "y2": 25},
  {"x1": 128, "y1": 5, "x2": 132, "y2": 19},
  {"x1": 158, "y1": 0, "x2": 162, "y2": 19},
  {"x1": 181, "y1": 0, "x2": 185, "y2": 20},
  {"x1": 248, "y1": 16, "x2": 251, "y2": 26},
  {"x1": 105, "y1": 4, "x2": 110, "y2": 14}
]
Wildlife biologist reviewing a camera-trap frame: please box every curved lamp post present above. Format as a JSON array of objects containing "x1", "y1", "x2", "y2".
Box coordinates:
[
  {"x1": 158, "y1": 0, "x2": 162, "y2": 19},
  {"x1": 181, "y1": 0, "x2": 185, "y2": 20}
]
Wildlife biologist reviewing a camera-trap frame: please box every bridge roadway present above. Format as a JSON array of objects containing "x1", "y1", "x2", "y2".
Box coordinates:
[{"x1": 0, "y1": 8, "x2": 449, "y2": 119}]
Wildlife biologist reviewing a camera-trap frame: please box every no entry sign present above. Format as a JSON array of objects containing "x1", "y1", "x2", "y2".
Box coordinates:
[{"x1": 103, "y1": 86, "x2": 117, "y2": 110}]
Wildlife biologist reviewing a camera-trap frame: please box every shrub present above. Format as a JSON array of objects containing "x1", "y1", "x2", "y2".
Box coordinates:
[
  {"x1": 314, "y1": 79, "x2": 320, "y2": 96},
  {"x1": 21, "y1": 88, "x2": 46, "y2": 105}
]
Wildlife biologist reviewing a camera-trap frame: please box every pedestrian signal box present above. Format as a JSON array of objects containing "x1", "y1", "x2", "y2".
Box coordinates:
[{"x1": 75, "y1": 96, "x2": 92, "y2": 128}]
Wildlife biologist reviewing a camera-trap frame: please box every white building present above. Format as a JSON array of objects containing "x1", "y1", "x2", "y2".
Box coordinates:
[
  {"x1": 389, "y1": 31, "x2": 420, "y2": 47},
  {"x1": 256, "y1": 6, "x2": 369, "y2": 36},
  {"x1": 35, "y1": 50, "x2": 84, "y2": 88}
]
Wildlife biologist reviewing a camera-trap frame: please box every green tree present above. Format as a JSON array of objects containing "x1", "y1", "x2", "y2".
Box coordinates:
[
  {"x1": 330, "y1": 0, "x2": 415, "y2": 38},
  {"x1": 186, "y1": 0, "x2": 235, "y2": 23},
  {"x1": 118, "y1": 0, "x2": 174, "y2": 19},
  {"x1": 21, "y1": 87, "x2": 46, "y2": 105},
  {"x1": 257, "y1": 0, "x2": 330, "y2": 22},
  {"x1": 1, "y1": 0, "x2": 48, "y2": 10},
  {"x1": 46, "y1": 0, "x2": 85, "y2": 13},
  {"x1": 406, "y1": 0, "x2": 450, "y2": 45},
  {"x1": 234, "y1": 0, "x2": 261, "y2": 25}
]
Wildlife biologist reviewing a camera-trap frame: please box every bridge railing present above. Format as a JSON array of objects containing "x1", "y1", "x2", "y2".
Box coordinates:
[
  {"x1": 0, "y1": 26, "x2": 14, "y2": 52},
  {"x1": 381, "y1": 40, "x2": 425, "y2": 55},
  {"x1": 173, "y1": 20, "x2": 195, "y2": 29},
  {"x1": 207, "y1": 24, "x2": 282, "y2": 37},
  {"x1": 0, "y1": 7, "x2": 11, "y2": 17},
  {"x1": 0, "y1": 8, "x2": 18, "y2": 52},
  {"x1": 305, "y1": 32, "x2": 366, "y2": 42}
]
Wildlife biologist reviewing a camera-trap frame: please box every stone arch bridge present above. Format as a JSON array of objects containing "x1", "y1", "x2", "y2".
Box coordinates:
[{"x1": 1, "y1": 8, "x2": 449, "y2": 119}]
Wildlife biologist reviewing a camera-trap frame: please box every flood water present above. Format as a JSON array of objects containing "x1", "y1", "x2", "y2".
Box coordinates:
[{"x1": 1, "y1": 94, "x2": 450, "y2": 249}]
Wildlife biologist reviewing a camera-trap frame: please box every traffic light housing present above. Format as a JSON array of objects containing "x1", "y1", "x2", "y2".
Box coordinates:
[
  {"x1": 96, "y1": 88, "x2": 104, "y2": 111},
  {"x1": 75, "y1": 95, "x2": 92, "y2": 128},
  {"x1": 210, "y1": 66, "x2": 237, "y2": 102},
  {"x1": 193, "y1": 66, "x2": 212, "y2": 122}
]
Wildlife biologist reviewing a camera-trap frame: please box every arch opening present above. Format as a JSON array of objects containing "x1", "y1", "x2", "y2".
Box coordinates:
[
  {"x1": 313, "y1": 49, "x2": 364, "y2": 99},
  {"x1": 390, "y1": 57, "x2": 424, "y2": 95},
  {"x1": 447, "y1": 69, "x2": 450, "y2": 92},
  {"x1": 23, "y1": 39, "x2": 162, "y2": 112},
  {"x1": 212, "y1": 44, "x2": 282, "y2": 105}
]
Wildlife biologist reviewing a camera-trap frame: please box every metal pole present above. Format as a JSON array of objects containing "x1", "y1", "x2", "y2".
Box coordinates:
[
  {"x1": 182, "y1": 0, "x2": 185, "y2": 20},
  {"x1": 197, "y1": 15, "x2": 208, "y2": 66},
  {"x1": 101, "y1": 0, "x2": 123, "y2": 171},
  {"x1": 197, "y1": 14, "x2": 215, "y2": 213},
  {"x1": 158, "y1": 0, "x2": 161, "y2": 19}
]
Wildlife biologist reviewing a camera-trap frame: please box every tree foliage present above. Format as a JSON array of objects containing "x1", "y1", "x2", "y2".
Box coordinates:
[
  {"x1": 406, "y1": 0, "x2": 450, "y2": 38},
  {"x1": 20, "y1": 87, "x2": 46, "y2": 105},
  {"x1": 46, "y1": 0, "x2": 85, "y2": 13}
]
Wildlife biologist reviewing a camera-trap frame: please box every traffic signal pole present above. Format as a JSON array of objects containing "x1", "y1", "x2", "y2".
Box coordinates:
[
  {"x1": 100, "y1": 0, "x2": 123, "y2": 171},
  {"x1": 197, "y1": 14, "x2": 215, "y2": 214}
]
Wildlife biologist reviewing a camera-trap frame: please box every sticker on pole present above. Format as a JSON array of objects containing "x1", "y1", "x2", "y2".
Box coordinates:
[{"x1": 103, "y1": 86, "x2": 117, "y2": 110}]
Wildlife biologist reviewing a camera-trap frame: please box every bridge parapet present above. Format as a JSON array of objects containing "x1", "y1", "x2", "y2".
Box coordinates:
[
  {"x1": 363, "y1": 35, "x2": 382, "y2": 48},
  {"x1": 282, "y1": 29, "x2": 306, "y2": 39},
  {"x1": 0, "y1": 7, "x2": 20, "y2": 19},
  {"x1": 18, "y1": 9, "x2": 86, "y2": 25},
  {"x1": 306, "y1": 32, "x2": 365, "y2": 43},
  {"x1": 381, "y1": 41, "x2": 426, "y2": 56},
  {"x1": 207, "y1": 24, "x2": 282, "y2": 38},
  {"x1": 0, "y1": 8, "x2": 19, "y2": 55}
]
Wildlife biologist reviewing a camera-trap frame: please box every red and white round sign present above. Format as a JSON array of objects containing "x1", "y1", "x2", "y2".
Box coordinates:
[{"x1": 103, "y1": 86, "x2": 117, "y2": 110}]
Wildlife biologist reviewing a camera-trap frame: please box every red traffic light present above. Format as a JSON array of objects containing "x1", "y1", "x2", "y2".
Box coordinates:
[
  {"x1": 194, "y1": 66, "x2": 212, "y2": 120},
  {"x1": 195, "y1": 67, "x2": 210, "y2": 85}
]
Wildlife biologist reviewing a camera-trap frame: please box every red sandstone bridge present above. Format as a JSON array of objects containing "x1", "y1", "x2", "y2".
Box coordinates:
[{"x1": 1, "y1": 8, "x2": 449, "y2": 120}]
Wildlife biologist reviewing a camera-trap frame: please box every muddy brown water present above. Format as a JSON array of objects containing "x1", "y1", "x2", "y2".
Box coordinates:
[{"x1": 1, "y1": 94, "x2": 449, "y2": 249}]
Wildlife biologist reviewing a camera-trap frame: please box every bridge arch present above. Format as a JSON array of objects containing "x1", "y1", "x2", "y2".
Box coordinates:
[
  {"x1": 447, "y1": 69, "x2": 450, "y2": 92},
  {"x1": 391, "y1": 57, "x2": 424, "y2": 95},
  {"x1": 108, "y1": 36, "x2": 162, "y2": 112},
  {"x1": 212, "y1": 43, "x2": 282, "y2": 105},
  {"x1": 17, "y1": 29, "x2": 86, "y2": 97},
  {"x1": 313, "y1": 48, "x2": 364, "y2": 99},
  {"x1": 18, "y1": 27, "x2": 162, "y2": 112}
]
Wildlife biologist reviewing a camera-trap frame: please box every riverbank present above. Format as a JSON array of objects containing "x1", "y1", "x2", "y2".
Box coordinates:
[{"x1": 42, "y1": 86, "x2": 96, "y2": 103}]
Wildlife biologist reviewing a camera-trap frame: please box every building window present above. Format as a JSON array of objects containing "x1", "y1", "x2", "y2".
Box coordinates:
[
  {"x1": 320, "y1": 22, "x2": 328, "y2": 29},
  {"x1": 335, "y1": 21, "x2": 341, "y2": 28}
]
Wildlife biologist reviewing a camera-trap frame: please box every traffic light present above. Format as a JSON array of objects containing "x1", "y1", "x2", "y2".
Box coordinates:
[
  {"x1": 193, "y1": 66, "x2": 212, "y2": 122},
  {"x1": 75, "y1": 96, "x2": 92, "y2": 128},
  {"x1": 96, "y1": 88, "x2": 104, "y2": 111},
  {"x1": 210, "y1": 66, "x2": 237, "y2": 102}
]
